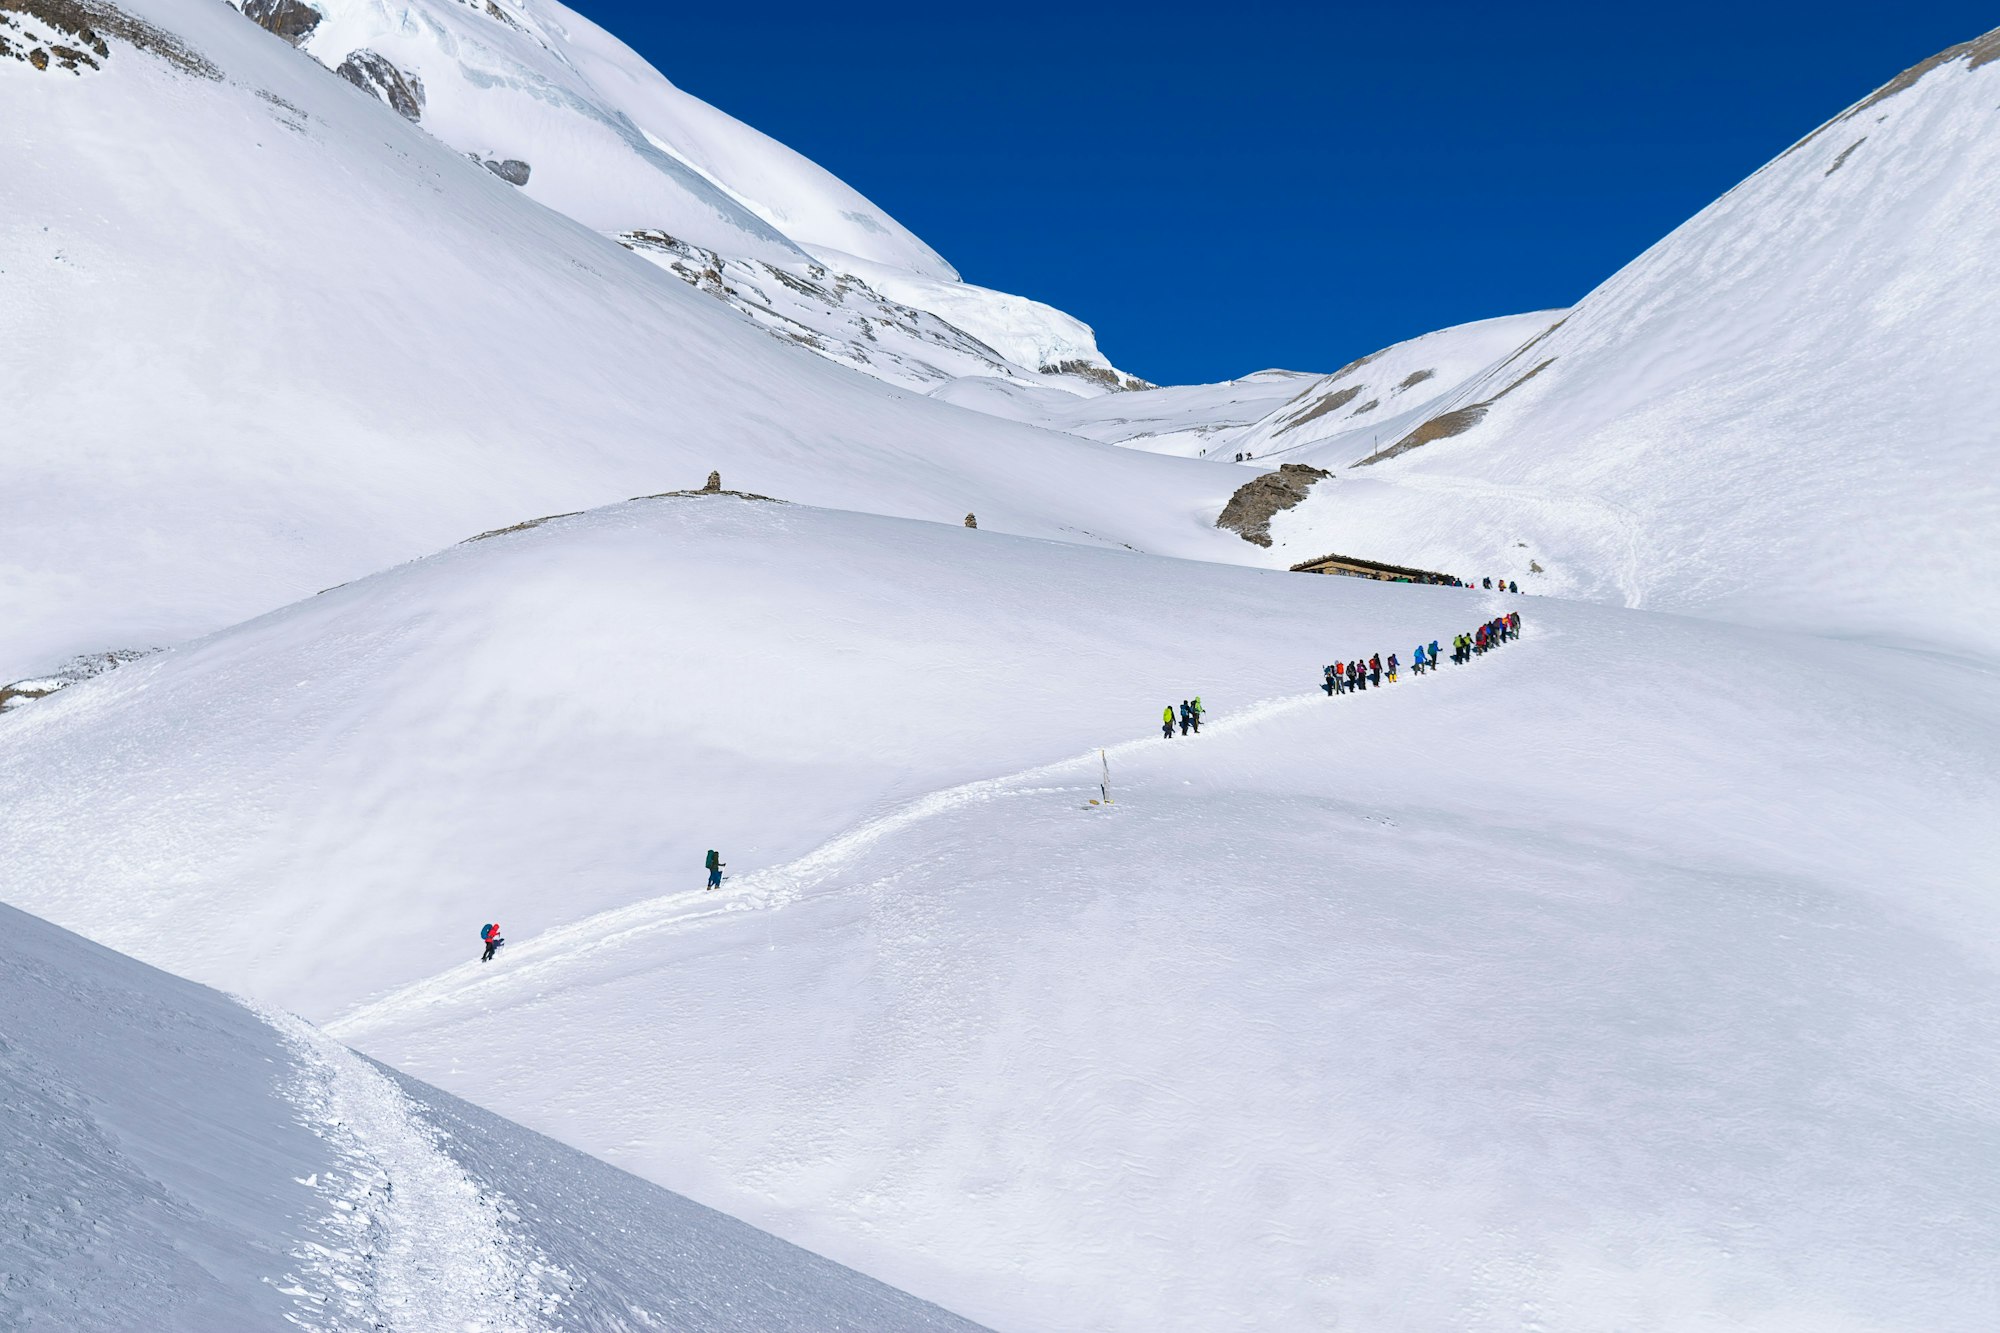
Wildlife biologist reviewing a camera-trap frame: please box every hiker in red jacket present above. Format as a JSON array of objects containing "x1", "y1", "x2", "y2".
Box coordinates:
[{"x1": 480, "y1": 922, "x2": 504, "y2": 963}]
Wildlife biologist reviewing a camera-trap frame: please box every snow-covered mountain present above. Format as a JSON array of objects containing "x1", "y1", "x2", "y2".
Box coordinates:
[
  {"x1": 5, "y1": 495, "x2": 1996, "y2": 1331},
  {"x1": 1246, "y1": 30, "x2": 2000, "y2": 655},
  {"x1": 6, "y1": 7, "x2": 2000, "y2": 1330},
  {"x1": 220, "y1": 0, "x2": 1133, "y2": 389},
  {"x1": 0, "y1": 896, "x2": 982, "y2": 1330},
  {"x1": 0, "y1": 0, "x2": 1234, "y2": 682}
]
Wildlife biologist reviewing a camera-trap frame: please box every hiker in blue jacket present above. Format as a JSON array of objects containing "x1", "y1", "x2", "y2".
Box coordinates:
[{"x1": 706, "y1": 849, "x2": 725, "y2": 891}]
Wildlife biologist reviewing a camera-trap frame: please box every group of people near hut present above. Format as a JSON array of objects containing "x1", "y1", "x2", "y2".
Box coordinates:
[{"x1": 1323, "y1": 612, "x2": 1522, "y2": 696}]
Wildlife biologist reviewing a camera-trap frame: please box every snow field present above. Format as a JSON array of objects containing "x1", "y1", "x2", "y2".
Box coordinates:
[
  {"x1": 0, "y1": 498, "x2": 1447, "y2": 1019},
  {"x1": 7, "y1": 495, "x2": 1988, "y2": 1330},
  {"x1": 322, "y1": 588, "x2": 2000, "y2": 1331}
]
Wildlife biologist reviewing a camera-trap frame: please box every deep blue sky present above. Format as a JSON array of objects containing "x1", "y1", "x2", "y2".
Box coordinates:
[{"x1": 586, "y1": 2, "x2": 1994, "y2": 385}]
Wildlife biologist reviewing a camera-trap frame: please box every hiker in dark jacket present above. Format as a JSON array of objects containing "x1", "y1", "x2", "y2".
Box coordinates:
[{"x1": 706, "y1": 849, "x2": 725, "y2": 890}]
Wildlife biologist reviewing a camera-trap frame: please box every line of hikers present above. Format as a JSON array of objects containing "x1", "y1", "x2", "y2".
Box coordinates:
[
  {"x1": 1323, "y1": 612, "x2": 1522, "y2": 695},
  {"x1": 1162, "y1": 697, "x2": 1205, "y2": 738},
  {"x1": 479, "y1": 844, "x2": 729, "y2": 960}
]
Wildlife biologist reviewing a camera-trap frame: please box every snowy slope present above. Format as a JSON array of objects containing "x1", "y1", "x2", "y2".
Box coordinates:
[
  {"x1": 1264, "y1": 30, "x2": 2000, "y2": 655},
  {"x1": 230, "y1": 0, "x2": 948, "y2": 275},
  {"x1": 5, "y1": 497, "x2": 1996, "y2": 1331},
  {"x1": 931, "y1": 367, "x2": 1319, "y2": 457},
  {"x1": 615, "y1": 230, "x2": 1137, "y2": 395},
  {"x1": 221, "y1": 0, "x2": 1142, "y2": 388},
  {"x1": 1223, "y1": 311, "x2": 1564, "y2": 467},
  {"x1": 0, "y1": 0, "x2": 1245, "y2": 681},
  {"x1": 0, "y1": 898, "x2": 983, "y2": 1331}
]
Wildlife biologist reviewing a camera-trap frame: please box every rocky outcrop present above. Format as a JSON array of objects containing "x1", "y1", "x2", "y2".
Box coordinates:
[
  {"x1": 1, "y1": 648, "x2": 155, "y2": 714},
  {"x1": 1039, "y1": 359, "x2": 1153, "y2": 392},
  {"x1": 336, "y1": 48, "x2": 424, "y2": 122},
  {"x1": 482, "y1": 157, "x2": 531, "y2": 186},
  {"x1": 1354, "y1": 357, "x2": 1556, "y2": 467},
  {"x1": 1215, "y1": 463, "x2": 1330, "y2": 548},
  {"x1": 1, "y1": 1, "x2": 217, "y2": 78},
  {"x1": 240, "y1": 0, "x2": 320, "y2": 46}
]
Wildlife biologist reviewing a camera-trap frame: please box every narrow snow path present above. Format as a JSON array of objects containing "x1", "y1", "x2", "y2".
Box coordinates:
[
  {"x1": 332, "y1": 609, "x2": 1530, "y2": 1035},
  {"x1": 256, "y1": 1006, "x2": 568, "y2": 1332}
]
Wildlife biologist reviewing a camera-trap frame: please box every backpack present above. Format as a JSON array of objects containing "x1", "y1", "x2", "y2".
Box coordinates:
[{"x1": 480, "y1": 923, "x2": 494, "y2": 941}]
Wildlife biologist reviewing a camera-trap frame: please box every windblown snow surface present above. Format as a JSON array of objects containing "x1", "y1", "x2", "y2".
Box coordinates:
[
  {"x1": 0, "y1": 898, "x2": 982, "y2": 1331},
  {"x1": 4, "y1": 499, "x2": 1996, "y2": 1332},
  {"x1": 1256, "y1": 34, "x2": 2000, "y2": 656},
  {"x1": 0, "y1": 0, "x2": 1223, "y2": 681}
]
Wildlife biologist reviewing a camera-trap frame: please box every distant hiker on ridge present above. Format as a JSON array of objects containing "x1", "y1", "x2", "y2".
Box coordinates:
[
  {"x1": 706, "y1": 848, "x2": 725, "y2": 891},
  {"x1": 480, "y1": 922, "x2": 504, "y2": 963},
  {"x1": 1162, "y1": 705, "x2": 1176, "y2": 739}
]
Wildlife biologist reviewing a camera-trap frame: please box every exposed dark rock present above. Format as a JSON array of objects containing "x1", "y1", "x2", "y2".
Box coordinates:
[
  {"x1": 2, "y1": 0, "x2": 215, "y2": 77},
  {"x1": 463, "y1": 512, "x2": 584, "y2": 543},
  {"x1": 963, "y1": 513, "x2": 977, "y2": 529},
  {"x1": 1355, "y1": 358, "x2": 1557, "y2": 466},
  {"x1": 703, "y1": 471, "x2": 723, "y2": 493},
  {"x1": 1824, "y1": 137, "x2": 1867, "y2": 176},
  {"x1": 240, "y1": 0, "x2": 320, "y2": 46},
  {"x1": 1785, "y1": 25, "x2": 2000, "y2": 161},
  {"x1": 482, "y1": 157, "x2": 531, "y2": 186},
  {"x1": 1396, "y1": 368, "x2": 1436, "y2": 390},
  {"x1": 336, "y1": 48, "x2": 425, "y2": 122},
  {"x1": 1039, "y1": 359, "x2": 1153, "y2": 392},
  {"x1": 1, "y1": 648, "x2": 156, "y2": 714},
  {"x1": 1215, "y1": 463, "x2": 1330, "y2": 548},
  {"x1": 1275, "y1": 383, "x2": 1363, "y2": 435}
]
